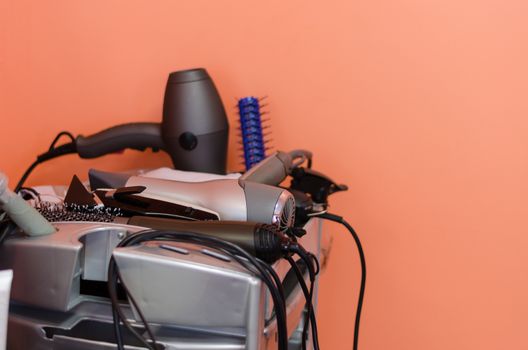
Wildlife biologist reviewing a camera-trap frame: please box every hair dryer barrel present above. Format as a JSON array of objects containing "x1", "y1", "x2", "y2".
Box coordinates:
[{"x1": 162, "y1": 68, "x2": 229, "y2": 174}]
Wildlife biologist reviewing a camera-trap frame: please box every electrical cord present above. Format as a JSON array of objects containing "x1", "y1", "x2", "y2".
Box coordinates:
[
  {"x1": 15, "y1": 160, "x2": 40, "y2": 194},
  {"x1": 256, "y1": 258, "x2": 287, "y2": 322},
  {"x1": 117, "y1": 264, "x2": 159, "y2": 348},
  {"x1": 112, "y1": 305, "x2": 124, "y2": 349},
  {"x1": 108, "y1": 256, "x2": 156, "y2": 349},
  {"x1": 307, "y1": 252, "x2": 320, "y2": 276},
  {"x1": 48, "y1": 131, "x2": 75, "y2": 151},
  {"x1": 15, "y1": 131, "x2": 77, "y2": 192},
  {"x1": 18, "y1": 187, "x2": 41, "y2": 202},
  {"x1": 285, "y1": 255, "x2": 320, "y2": 350},
  {"x1": 160, "y1": 234, "x2": 287, "y2": 349},
  {"x1": 113, "y1": 231, "x2": 288, "y2": 349},
  {"x1": 108, "y1": 230, "x2": 290, "y2": 350},
  {"x1": 289, "y1": 245, "x2": 318, "y2": 350},
  {"x1": 318, "y1": 212, "x2": 365, "y2": 350}
]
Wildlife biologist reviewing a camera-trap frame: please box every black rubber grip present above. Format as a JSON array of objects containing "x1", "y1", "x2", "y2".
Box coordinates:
[{"x1": 75, "y1": 123, "x2": 164, "y2": 159}]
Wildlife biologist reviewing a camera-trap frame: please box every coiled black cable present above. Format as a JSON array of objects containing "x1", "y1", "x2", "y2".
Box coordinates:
[{"x1": 107, "y1": 230, "x2": 290, "y2": 350}]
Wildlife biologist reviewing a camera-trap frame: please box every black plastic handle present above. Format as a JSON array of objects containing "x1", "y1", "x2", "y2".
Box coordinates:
[{"x1": 75, "y1": 123, "x2": 164, "y2": 159}]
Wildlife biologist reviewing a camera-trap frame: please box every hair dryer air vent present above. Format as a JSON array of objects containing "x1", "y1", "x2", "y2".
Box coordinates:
[{"x1": 272, "y1": 191, "x2": 296, "y2": 232}]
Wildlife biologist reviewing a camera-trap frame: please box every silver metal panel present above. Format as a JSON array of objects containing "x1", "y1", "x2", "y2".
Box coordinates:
[
  {"x1": 7, "y1": 299, "x2": 247, "y2": 350},
  {"x1": 0, "y1": 223, "x2": 133, "y2": 311},
  {"x1": 2, "y1": 218, "x2": 324, "y2": 349},
  {"x1": 81, "y1": 227, "x2": 126, "y2": 281},
  {"x1": 0, "y1": 226, "x2": 82, "y2": 311},
  {"x1": 114, "y1": 244, "x2": 262, "y2": 328}
]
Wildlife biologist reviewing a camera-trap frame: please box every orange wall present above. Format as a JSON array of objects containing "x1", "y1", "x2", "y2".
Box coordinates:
[{"x1": 2, "y1": 0, "x2": 528, "y2": 349}]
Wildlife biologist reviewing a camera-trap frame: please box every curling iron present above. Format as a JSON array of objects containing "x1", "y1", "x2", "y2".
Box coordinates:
[{"x1": 124, "y1": 218, "x2": 294, "y2": 263}]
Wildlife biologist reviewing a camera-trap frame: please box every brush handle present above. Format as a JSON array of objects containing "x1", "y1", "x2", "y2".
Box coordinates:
[
  {"x1": 0, "y1": 173, "x2": 55, "y2": 236},
  {"x1": 238, "y1": 96, "x2": 266, "y2": 170}
]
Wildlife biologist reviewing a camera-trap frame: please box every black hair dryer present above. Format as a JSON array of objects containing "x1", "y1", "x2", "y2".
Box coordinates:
[
  {"x1": 70, "y1": 68, "x2": 229, "y2": 174},
  {"x1": 162, "y1": 68, "x2": 229, "y2": 174}
]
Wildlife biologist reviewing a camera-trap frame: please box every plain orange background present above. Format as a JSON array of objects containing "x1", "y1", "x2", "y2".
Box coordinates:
[{"x1": 2, "y1": 0, "x2": 528, "y2": 349}]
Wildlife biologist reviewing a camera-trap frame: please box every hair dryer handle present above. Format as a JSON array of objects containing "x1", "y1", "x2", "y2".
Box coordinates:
[
  {"x1": 75, "y1": 123, "x2": 164, "y2": 159},
  {"x1": 240, "y1": 149, "x2": 313, "y2": 186}
]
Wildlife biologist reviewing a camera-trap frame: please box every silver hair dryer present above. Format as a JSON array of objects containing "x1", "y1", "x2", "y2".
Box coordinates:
[{"x1": 126, "y1": 176, "x2": 296, "y2": 231}]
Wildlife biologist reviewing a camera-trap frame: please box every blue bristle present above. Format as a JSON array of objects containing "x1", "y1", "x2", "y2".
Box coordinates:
[{"x1": 238, "y1": 96, "x2": 267, "y2": 170}]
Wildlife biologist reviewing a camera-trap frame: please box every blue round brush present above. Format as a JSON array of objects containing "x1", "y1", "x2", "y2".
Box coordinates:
[{"x1": 237, "y1": 97, "x2": 268, "y2": 170}]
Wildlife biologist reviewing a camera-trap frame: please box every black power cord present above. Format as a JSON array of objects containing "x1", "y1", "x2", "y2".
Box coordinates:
[
  {"x1": 108, "y1": 258, "x2": 163, "y2": 348},
  {"x1": 288, "y1": 245, "x2": 317, "y2": 350},
  {"x1": 285, "y1": 255, "x2": 320, "y2": 350},
  {"x1": 48, "y1": 131, "x2": 75, "y2": 151},
  {"x1": 108, "y1": 257, "x2": 157, "y2": 349},
  {"x1": 107, "y1": 230, "x2": 291, "y2": 350},
  {"x1": 318, "y1": 212, "x2": 365, "y2": 350},
  {"x1": 15, "y1": 131, "x2": 76, "y2": 192},
  {"x1": 117, "y1": 229, "x2": 290, "y2": 347},
  {"x1": 15, "y1": 160, "x2": 40, "y2": 193}
]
